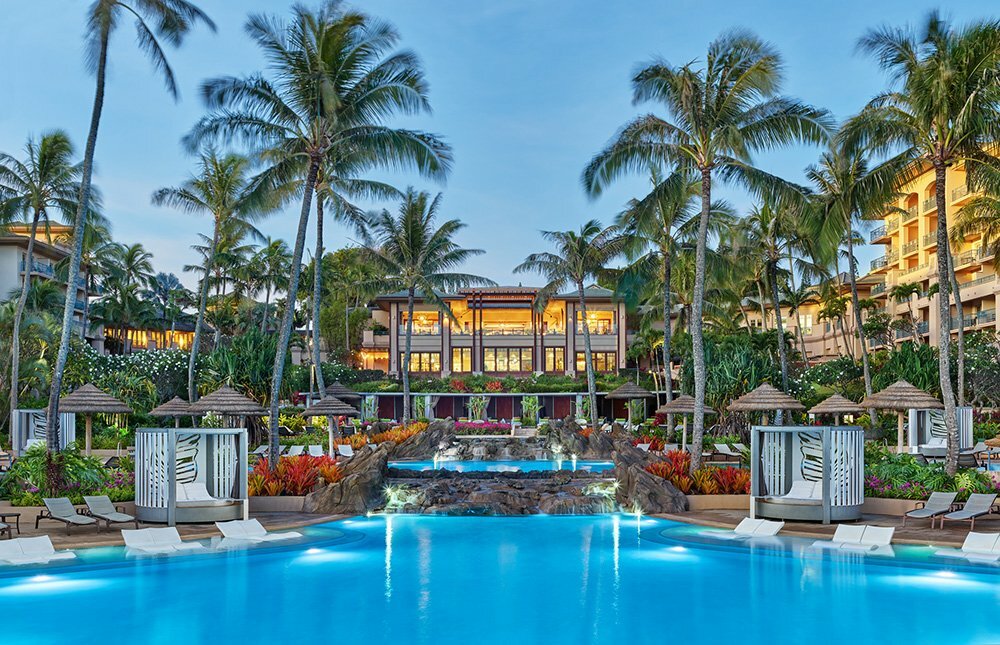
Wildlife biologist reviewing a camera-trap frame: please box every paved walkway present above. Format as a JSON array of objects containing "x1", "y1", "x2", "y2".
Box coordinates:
[
  {"x1": 2, "y1": 510, "x2": 344, "y2": 550},
  {"x1": 657, "y1": 509, "x2": 1000, "y2": 548}
]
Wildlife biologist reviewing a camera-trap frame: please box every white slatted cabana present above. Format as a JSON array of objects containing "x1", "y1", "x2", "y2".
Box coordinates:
[
  {"x1": 10, "y1": 410, "x2": 75, "y2": 456},
  {"x1": 750, "y1": 425, "x2": 864, "y2": 524},
  {"x1": 134, "y1": 426, "x2": 248, "y2": 525}
]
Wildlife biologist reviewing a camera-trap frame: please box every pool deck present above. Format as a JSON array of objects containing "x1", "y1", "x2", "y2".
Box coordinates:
[
  {"x1": 656, "y1": 509, "x2": 998, "y2": 548},
  {"x1": 2, "y1": 510, "x2": 345, "y2": 550}
]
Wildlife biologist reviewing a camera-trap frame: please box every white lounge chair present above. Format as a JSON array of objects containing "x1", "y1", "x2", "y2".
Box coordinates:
[
  {"x1": 307, "y1": 445, "x2": 324, "y2": 457},
  {"x1": 941, "y1": 494, "x2": 998, "y2": 530},
  {"x1": 337, "y1": 444, "x2": 355, "y2": 458},
  {"x1": 37, "y1": 497, "x2": 99, "y2": 534},
  {"x1": 764, "y1": 480, "x2": 822, "y2": 506},
  {"x1": 811, "y1": 524, "x2": 895, "y2": 551},
  {"x1": 0, "y1": 536, "x2": 76, "y2": 565},
  {"x1": 635, "y1": 443, "x2": 651, "y2": 452},
  {"x1": 715, "y1": 518, "x2": 785, "y2": 540},
  {"x1": 903, "y1": 492, "x2": 958, "y2": 528},
  {"x1": 713, "y1": 444, "x2": 743, "y2": 462},
  {"x1": 250, "y1": 445, "x2": 269, "y2": 458},
  {"x1": 285, "y1": 445, "x2": 305, "y2": 457},
  {"x1": 935, "y1": 532, "x2": 1000, "y2": 563},
  {"x1": 122, "y1": 527, "x2": 206, "y2": 555},
  {"x1": 216, "y1": 518, "x2": 302, "y2": 543}
]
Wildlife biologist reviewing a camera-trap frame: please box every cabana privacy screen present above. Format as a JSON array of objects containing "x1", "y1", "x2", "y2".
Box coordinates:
[{"x1": 750, "y1": 425, "x2": 864, "y2": 524}]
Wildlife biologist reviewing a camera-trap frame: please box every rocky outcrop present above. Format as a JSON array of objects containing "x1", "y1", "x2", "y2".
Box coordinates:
[
  {"x1": 545, "y1": 417, "x2": 617, "y2": 459},
  {"x1": 304, "y1": 443, "x2": 390, "y2": 514},
  {"x1": 612, "y1": 441, "x2": 687, "y2": 514},
  {"x1": 440, "y1": 437, "x2": 550, "y2": 461},
  {"x1": 388, "y1": 419, "x2": 457, "y2": 460}
]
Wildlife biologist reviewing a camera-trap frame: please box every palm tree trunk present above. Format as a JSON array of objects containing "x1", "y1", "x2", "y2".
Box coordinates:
[
  {"x1": 839, "y1": 317, "x2": 853, "y2": 359},
  {"x1": 661, "y1": 248, "x2": 673, "y2": 409},
  {"x1": 312, "y1": 194, "x2": 326, "y2": 397},
  {"x1": 934, "y1": 162, "x2": 960, "y2": 475},
  {"x1": 344, "y1": 301, "x2": 350, "y2": 365},
  {"x1": 80, "y1": 268, "x2": 91, "y2": 341},
  {"x1": 768, "y1": 260, "x2": 790, "y2": 393},
  {"x1": 260, "y1": 286, "x2": 271, "y2": 333},
  {"x1": 577, "y1": 282, "x2": 598, "y2": 432},
  {"x1": 785, "y1": 251, "x2": 810, "y2": 368},
  {"x1": 757, "y1": 282, "x2": 769, "y2": 331},
  {"x1": 188, "y1": 221, "x2": 220, "y2": 405},
  {"x1": 45, "y1": 30, "x2": 107, "y2": 452},
  {"x1": 402, "y1": 287, "x2": 416, "y2": 425},
  {"x1": 690, "y1": 167, "x2": 712, "y2": 473},
  {"x1": 10, "y1": 208, "x2": 43, "y2": 416},
  {"x1": 945, "y1": 243, "x2": 965, "y2": 405},
  {"x1": 267, "y1": 156, "x2": 320, "y2": 469},
  {"x1": 846, "y1": 232, "x2": 875, "y2": 424}
]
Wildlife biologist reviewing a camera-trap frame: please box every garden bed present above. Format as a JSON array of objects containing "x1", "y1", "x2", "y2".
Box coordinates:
[
  {"x1": 685, "y1": 494, "x2": 750, "y2": 511},
  {"x1": 248, "y1": 496, "x2": 306, "y2": 513}
]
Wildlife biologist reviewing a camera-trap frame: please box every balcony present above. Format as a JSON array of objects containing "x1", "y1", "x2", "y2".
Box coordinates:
[
  {"x1": 951, "y1": 315, "x2": 976, "y2": 330},
  {"x1": 922, "y1": 233, "x2": 937, "y2": 248},
  {"x1": 960, "y1": 221, "x2": 986, "y2": 240},
  {"x1": 74, "y1": 299, "x2": 87, "y2": 312},
  {"x1": 922, "y1": 197, "x2": 936, "y2": 213},
  {"x1": 960, "y1": 274, "x2": 997, "y2": 291},
  {"x1": 575, "y1": 323, "x2": 617, "y2": 336},
  {"x1": 900, "y1": 263, "x2": 928, "y2": 277},
  {"x1": 869, "y1": 225, "x2": 887, "y2": 243},
  {"x1": 976, "y1": 309, "x2": 997, "y2": 326},
  {"x1": 902, "y1": 240, "x2": 919, "y2": 256},
  {"x1": 953, "y1": 250, "x2": 976, "y2": 268},
  {"x1": 399, "y1": 324, "x2": 440, "y2": 336},
  {"x1": 871, "y1": 283, "x2": 886, "y2": 296},
  {"x1": 870, "y1": 256, "x2": 888, "y2": 271},
  {"x1": 20, "y1": 259, "x2": 55, "y2": 277},
  {"x1": 951, "y1": 184, "x2": 971, "y2": 203},
  {"x1": 917, "y1": 320, "x2": 929, "y2": 335},
  {"x1": 481, "y1": 326, "x2": 532, "y2": 336}
]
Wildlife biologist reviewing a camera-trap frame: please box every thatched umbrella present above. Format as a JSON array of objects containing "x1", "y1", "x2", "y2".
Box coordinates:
[
  {"x1": 860, "y1": 380, "x2": 943, "y2": 453},
  {"x1": 325, "y1": 381, "x2": 361, "y2": 402},
  {"x1": 727, "y1": 383, "x2": 804, "y2": 425},
  {"x1": 188, "y1": 386, "x2": 266, "y2": 426},
  {"x1": 808, "y1": 394, "x2": 863, "y2": 425},
  {"x1": 302, "y1": 396, "x2": 359, "y2": 456},
  {"x1": 149, "y1": 397, "x2": 191, "y2": 428},
  {"x1": 59, "y1": 384, "x2": 133, "y2": 455},
  {"x1": 656, "y1": 394, "x2": 716, "y2": 450},
  {"x1": 606, "y1": 382, "x2": 655, "y2": 428}
]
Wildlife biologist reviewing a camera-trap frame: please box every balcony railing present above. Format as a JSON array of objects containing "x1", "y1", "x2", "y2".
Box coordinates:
[
  {"x1": 74, "y1": 299, "x2": 87, "y2": 312},
  {"x1": 951, "y1": 315, "x2": 976, "y2": 330},
  {"x1": 954, "y1": 250, "x2": 976, "y2": 267},
  {"x1": 399, "y1": 324, "x2": 440, "y2": 336},
  {"x1": 871, "y1": 283, "x2": 886, "y2": 295},
  {"x1": 902, "y1": 240, "x2": 918, "y2": 255},
  {"x1": 870, "y1": 256, "x2": 888, "y2": 271},
  {"x1": 20, "y1": 260, "x2": 55, "y2": 277},
  {"x1": 952, "y1": 184, "x2": 970, "y2": 202},
  {"x1": 481, "y1": 327, "x2": 532, "y2": 336},
  {"x1": 917, "y1": 320, "x2": 929, "y2": 334},
  {"x1": 922, "y1": 197, "x2": 936, "y2": 213},
  {"x1": 900, "y1": 263, "x2": 928, "y2": 276},
  {"x1": 887, "y1": 216, "x2": 901, "y2": 232},
  {"x1": 869, "y1": 225, "x2": 887, "y2": 242},
  {"x1": 977, "y1": 309, "x2": 997, "y2": 325},
  {"x1": 922, "y1": 233, "x2": 937, "y2": 247},
  {"x1": 575, "y1": 323, "x2": 617, "y2": 335},
  {"x1": 960, "y1": 274, "x2": 997, "y2": 290}
]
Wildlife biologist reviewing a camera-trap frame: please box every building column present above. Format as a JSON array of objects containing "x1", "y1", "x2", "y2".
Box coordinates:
[
  {"x1": 389, "y1": 302, "x2": 399, "y2": 376},
  {"x1": 441, "y1": 314, "x2": 451, "y2": 376},
  {"x1": 566, "y1": 301, "x2": 576, "y2": 377}
]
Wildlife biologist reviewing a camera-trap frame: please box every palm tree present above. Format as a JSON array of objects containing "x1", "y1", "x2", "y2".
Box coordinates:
[
  {"x1": 0, "y1": 131, "x2": 86, "y2": 417},
  {"x1": 153, "y1": 151, "x2": 276, "y2": 404},
  {"x1": 186, "y1": 2, "x2": 451, "y2": 465},
  {"x1": 841, "y1": 13, "x2": 1000, "y2": 474},
  {"x1": 46, "y1": 0, "x2": 214, "y2": 451},
  {"x1": 516, "y1": 220, "x2": 627, "y2": 432},
  {"x1": 889, "y1": 282, "x2": 923, "y2": 344},
  {"x1": 582, "y1": 30, "x2": 831, "y2": 470},
  {"x1": 251, "y1": 237, "x2": 291, "y2": 333},
  {"x1": 783, "y1": 284, "x2": 818, "y2": 366},
  {"x1": 360, "y1": 189, "x2": 492, "y2": 424}
]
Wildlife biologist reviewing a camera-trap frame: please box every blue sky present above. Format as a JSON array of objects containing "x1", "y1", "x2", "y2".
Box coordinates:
[{"x1": 0, "y1": 1, "x2": 991, "y2": 288}]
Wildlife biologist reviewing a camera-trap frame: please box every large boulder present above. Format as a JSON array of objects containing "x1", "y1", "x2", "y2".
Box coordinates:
[
  {"x1": 389, "y1": 419, "x2": 456, "y2": 460},
  {"x1": 613, "y1": 460, "x2": 687, "y2": 514},
  {"x1": 546, "y1": 417, "x2": 616, "y2": 459},
  {"x1": 304, "y1": 443, "x2": 390, "y2": 514}
]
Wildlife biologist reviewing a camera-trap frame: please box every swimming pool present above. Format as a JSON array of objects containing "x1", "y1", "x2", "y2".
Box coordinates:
[
  {"x1": 389, "y1": 459, "x2": 614, "y2": 472},
  {"x1": 1, "y1": 515, "x2": 999, "y2": 645}
]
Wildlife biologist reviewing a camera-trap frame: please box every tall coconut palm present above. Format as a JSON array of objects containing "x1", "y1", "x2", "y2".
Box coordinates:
[
  {"x1": 186, "y1": 2, "x2": 451, "y2": 466},
  {"x1": 841, "y1": 13, "x2": 1000, "y2": 474},
  {"x1": 251, "y1": 237, "x2": 292, "y2": 333},
  {"x1": 0, "y1": 131, "x2": 87, "y2": 417},
  {"x1": 783, "y1": 284, "x2": 818, "y2": 366},
  {"x1": 46, "y1": 0, "x2": 214, "y2": 451},
  {"x1": 360, "y1": 189, "x2": 492, "y2": 424},
  {"x1": 889, "y1": 282, "x2": 923, "y2": 344},
  {"x1": 516, "y1": 220, "x2": 627, "y2": 432},
  {"x1": 153, "y1": 151, "x2": 277, "y2": 404},
  {"x1": 582, "y1": 30, "x2": 831, "y2": 470}
]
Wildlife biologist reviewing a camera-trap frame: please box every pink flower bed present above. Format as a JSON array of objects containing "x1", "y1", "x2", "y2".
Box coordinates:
[{"x1": 454, "y1": 421, "x2": 512, "y2": 435}]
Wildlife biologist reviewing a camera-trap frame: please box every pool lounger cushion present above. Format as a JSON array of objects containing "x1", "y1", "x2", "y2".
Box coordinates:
[
  {"x1": 122, "y1": 527, "x2": 206, "y2": 554},
  {"x1": 216, "y1": 519, "x2": 302, "y2": 543},
  {"x1": 811, "y1": 525, "x2": 894, "y2": 551},
  {"x1": 934, "y1": 532, "x2": 1000, "y2": 562},
  {"x1": 715, "y1": 518, "x2": 784, "y2": 540},
  {"x1": 763, "y1": 480, "x2": 823, "y2": 506},
  {"x1": 0, "y1": 536, "x2": 77, "y2": 565},
  {"x1": 176, "y1": 482, "x2": 239, "y2": 508}
]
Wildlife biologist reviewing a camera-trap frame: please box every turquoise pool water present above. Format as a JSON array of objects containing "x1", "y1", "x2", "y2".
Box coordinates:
[
  {"x1": 2, "y1": 515, "x2": 1000, "y2": 645},
  {"x1": 389, "y1": 459, "x2": 615, "y2": 472}
]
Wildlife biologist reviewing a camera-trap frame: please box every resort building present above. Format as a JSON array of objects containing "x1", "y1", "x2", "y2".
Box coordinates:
[
  {"x1": 865, "y1": 163, "x2": 998, "y2": 347},
  {"x1": 359, "y1": 286, "x2": 629, "y2": 378},
  {"x1": 0, "y1": 223, "x2": 101, "y2": 347}
]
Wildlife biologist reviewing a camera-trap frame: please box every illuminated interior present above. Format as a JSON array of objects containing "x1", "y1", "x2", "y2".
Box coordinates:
[{"x1": 576, "y1": 309, "x2": 615, "y2": 334}]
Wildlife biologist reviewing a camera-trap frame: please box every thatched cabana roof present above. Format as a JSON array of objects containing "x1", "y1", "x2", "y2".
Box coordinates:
[
  {"x1": 188, "y1": 386, "x2": 266, "y2": 416},
  {"x1": 727, "y1": 384, "x2": 805, "y2": 412},
  {"x1": 605, "y1": 382, "x2": 654, "y2": 400},
  {"x1": 324, "y1": 382, "x2": 361, "y2": 401},
  {"x1": 655, "y1": 394, "x2": 716, "y2": 415},
  {"x1": 809, "y1": 394, "x2": 863, "y2": 416},
  {"x1": 858, "y1": 380, "x2": 943, "y2": 411},
  {"x1": 59, "y1": 384, "x2": 132, "y2": 414},
  {"x1": 149, "y1": 396, "x2": 191, "y2": 418},
  {"x1": 302, "y1": 396, "x2": 359, "y2": 418}
]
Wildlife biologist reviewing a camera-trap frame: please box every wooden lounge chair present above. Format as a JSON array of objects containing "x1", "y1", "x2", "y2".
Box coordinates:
[
  {"x1": 215, "y1": 518, "x2": 302, "y2": 543},
  {"x1": 941, "y1": 494, "x2": 998, "y2": 530},
  {"x1": 0, "y1": 536, "x2": 76, "y2": 565},
  {"x1": 122, "y1": 527, "x2": 206, "y2": 555},
  {"x1": 36, "y1": 498, "x2": 99, "y2": 535},
  {"x1": 903, "y1": 492, "x2": 957, "y2": 528},
  {"x1": 84, "y1": 495, "x2": 139, "y2": 530}
]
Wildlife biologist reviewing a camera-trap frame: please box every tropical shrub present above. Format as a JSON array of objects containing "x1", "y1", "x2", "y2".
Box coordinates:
[
  {"x1": 632, "y1": 435, "x2": 665, "y2": 451},
  {"x1": 864, "y1": 452, "x2": 999, "y2": 501},
  {"x1": 454, "y1": 421, "x2": 511, "y2": 435},
  {"x1": 248, "y1": 455, "x2": 343, "y2": 496},
  {"x1": 644, "y1": 450, "x2": 749, "y2": 495},
  {"x1": 370, "y1": 422, "x2": 427, "y2": 445},
  {"x1": 0, "y1": 443, "x2": 134, "y2": 504}
]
